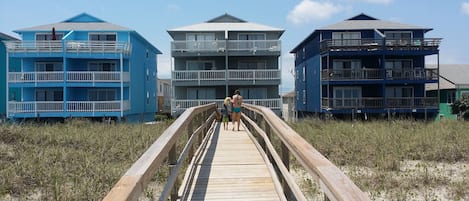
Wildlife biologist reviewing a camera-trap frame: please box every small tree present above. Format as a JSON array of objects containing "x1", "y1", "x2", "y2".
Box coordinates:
[{"x1": 451, "y1": 96, "x2": 469, "y2": 120}]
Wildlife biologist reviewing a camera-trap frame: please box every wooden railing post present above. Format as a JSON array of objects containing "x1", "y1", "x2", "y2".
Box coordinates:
[
  {"x1": 168, "y1": 145, "x2": 178, "y2": 201},
  {"x1": 281, "y1": 142, "x2": 291, "y2": 200}
]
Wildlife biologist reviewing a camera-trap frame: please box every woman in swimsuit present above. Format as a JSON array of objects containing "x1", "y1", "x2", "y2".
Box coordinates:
[{"x1": 231, "y1": 89, "x2": 243, "y2": 131}]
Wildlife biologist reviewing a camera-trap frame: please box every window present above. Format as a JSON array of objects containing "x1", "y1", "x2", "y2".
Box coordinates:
[
  {"x1": 88, "y1": 89, "x2": 116, "y2": 101},
  {"x1": 333, "y1": 87, "x2": 361, "y2": 107},
  {"x1": 447, "y1": 91, "x2": 456, "y2": 104},
  {"x1": 187, "y1": 88, "x2": 215, "y2": 99},
  {"x1": 386, "y1": 87, "x2": 413, "y2": 98},
  {"x1": 89, "y1": 33, "x2": 117, "y2": 41},
  {"x1": 35, "y1": 62, "x2": 63, "y2": 71},
  {"x1": 385, "y1": 31, "x2": 412, "y2": 46},
  {"x1": 88, "y1": 62, "x2": 116, "y2": 71},
  {"x1": 385, "y1": 60, "x2": 413, "y2": 79},
  {"x1": 238, "y1": 33, "x2": 265, "y2": 40},
  {"x1": 238, "y1": 61, "x2": 266, "y2": 69},
  {"x1": 332, "y1": 32, "x2": 361, "y2": 46},
  {"x1": 302, "y1": 65, "x2": 306, "y2": 82},
  {"x1": 239, "y1": 88, "x2": 267, "y2": 99},
  {"x1": 332, "y1": 60, "x2": 361, "y2": 79},
  {"x1": 36, "y1": 33, "x2": 63, "y2": 41},
  {"x1": 36, "y1": 89, "x2": 63, "y2": 101},
  {"x1": 187, "y1": 60, "x2": 215, "y2": 70},
  {"x1": 302, "y1": 90, "x2": 306, "y2": 105}
]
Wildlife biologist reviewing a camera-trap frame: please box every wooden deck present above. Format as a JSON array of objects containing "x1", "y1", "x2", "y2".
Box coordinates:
[{"x1": 178, "y1": 123, "x2": 282, "y2": 201}]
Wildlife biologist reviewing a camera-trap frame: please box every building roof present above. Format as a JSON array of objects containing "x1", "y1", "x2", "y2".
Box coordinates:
[
  {"x1": 0, "y1": 32, "x2": 19, "y2": 41},
  {"x1": 14, "y1": 13, "x2": 131, "y2": 32},
  {"x1": 167, "y1": 13, "x2": 284, "y2": 38},
  {"x1": 318, "y1": 13, "x2": 432, "y2": 31},
  {"x1": 291, "y1": 13, "x2": 433, "y2": 53},
  {"x1": 426, "y1": 64, "x2": 469, "y2": 90}
]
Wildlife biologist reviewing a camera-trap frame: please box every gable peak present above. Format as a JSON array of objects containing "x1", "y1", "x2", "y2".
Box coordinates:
[
  {"x1": 63, "y1": 13, "x2": 105, "y2": 23},
  {"x1": 206, "y1": 13, "x2": 246, "y2": 23},
  {"x1": 347, "y1": 13, "x2": 379, "y2": 21}
]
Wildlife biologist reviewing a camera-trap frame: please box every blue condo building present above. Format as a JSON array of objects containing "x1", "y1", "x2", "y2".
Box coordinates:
[
  {"x1": 3, "y1": 13, "x2": 161, "y2": 122},
  {"x1": 290, "y1": 14, "x2": 441, "y2": 119}
]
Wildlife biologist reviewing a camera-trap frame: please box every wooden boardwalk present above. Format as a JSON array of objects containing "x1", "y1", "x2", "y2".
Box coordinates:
[{"x1": 178, "y1": 123, "x2": 282, "y2": 201}]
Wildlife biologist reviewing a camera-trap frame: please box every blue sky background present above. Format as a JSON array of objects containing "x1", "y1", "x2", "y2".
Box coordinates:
[{"x1": 1, "y1": 0, "x2": 468, "y2": 94}]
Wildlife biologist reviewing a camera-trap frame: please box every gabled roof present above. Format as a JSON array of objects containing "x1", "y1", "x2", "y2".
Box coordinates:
[
  {"x1": 291, "y1": 13, "x2": 433, "y2": 53},
  {"x1": 0, "y1": 32, "x2": 19, "y2": 41},
  {"x1": 207, "y1": 13, "x2": 246, "y2": 23},
  {"x1": 167, "y1": 13, "x2": 284, "y2": 38},
  {"x1": 14, "y1": 13, "x2": 131, "y2": 32},
  {"x1": 426, "y1": 64, "x2": 469, "y2": 90},
  {"x1": 318, "y1": 13, "x2": 431, "y2": 31}
]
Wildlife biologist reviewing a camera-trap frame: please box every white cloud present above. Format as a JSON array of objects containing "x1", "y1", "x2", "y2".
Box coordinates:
[
  {"x1": 462, "y1": 2, "x2": 469, "y2": 15},
  {"x1": 356, "y1": 0, "x2": 393, "y2": 4},
  {"x1": 287, "y1": 0, "x2": 343, "y2": 25}
]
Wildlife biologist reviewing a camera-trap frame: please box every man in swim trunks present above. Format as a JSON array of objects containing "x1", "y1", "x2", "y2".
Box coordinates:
[{"x1": 231, "y1": 89, "x2": 243, "y2": 131}]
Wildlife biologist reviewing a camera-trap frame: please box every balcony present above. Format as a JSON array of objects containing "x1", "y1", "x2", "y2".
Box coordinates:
[
  {"x1": 66, "y1": 40, "x2": 130, "y2": 54},
  {"x1": 386, "y1": 97, "x2": 439, "y2": 108},
  {"x1": 320, "y1": 38, "x2": 441, "y2": 53},
  {"x1": 321, "y1": 97, "x2": 438, "y2": 109},
  {"x1": 172, "y1": 69, "x2": 281, "y2": 85},
  {"x1": 8, "y1": 71, "x2": 130, "y2": 83},
  {"x1": 322, "y1": 69, "x2": 382, "y2": 80},
  {"x1": 4, "y1": 40, "x2": 131, "y2": 54},
  {"x1": 170, "y1": 40, "x2": 280, "y2": 56},
  {"x1": 322, "y1": 98, "x2": 383, "y2": 109},
  {"x1": 8, "y1": 100, "x2": 130, "y2": 114},
  {"x1": 321, "y1": 68, "x2": 438, "y2": 81},
  {"x1": 5, "y1": 41, "x2": 62, "y2": 53},
  {"x1": 172, "y1": 98, "x2": 282, "y2": 110}
]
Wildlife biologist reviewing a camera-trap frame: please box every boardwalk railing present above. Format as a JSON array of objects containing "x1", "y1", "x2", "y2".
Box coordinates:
[
  {"x1": 103, "y1": 103, "x2": 218, "y2": 201},
  {"x1": 242, "y1": 103, "x2": 370, "y2": 201}
]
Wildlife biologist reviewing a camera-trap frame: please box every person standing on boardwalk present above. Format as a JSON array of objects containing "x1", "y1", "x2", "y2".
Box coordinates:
[
  {"x1": 222, "y1": 97, "x2": 232, "y2": 130},
  {"x1": 231, "y1": 89, "x2": 243, "y2": 131}
]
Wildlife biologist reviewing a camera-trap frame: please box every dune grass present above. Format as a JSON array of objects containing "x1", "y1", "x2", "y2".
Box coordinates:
[
  {"x1": 0, "y1": 119, "x2": 171, "y2": 200},
  {"x1": 290, "y1": 119, "x2": 469, "y2": 200}
]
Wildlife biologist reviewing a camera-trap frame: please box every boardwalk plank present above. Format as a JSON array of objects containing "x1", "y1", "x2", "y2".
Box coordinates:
[{"x1": 179, "y1": 124, "x2": 282, "y2": 201}]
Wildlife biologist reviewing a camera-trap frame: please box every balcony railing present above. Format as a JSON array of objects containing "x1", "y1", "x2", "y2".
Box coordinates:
[
  {"x1": 386, "y1": 97, "x2": 439, "y2": 108},
  {"x1": 8, "y1": 72, "x2": 64, "y2": 82},
  {"x1": 321, "y1": 97, "x2": 438, "y2": 109},
  {"x1": 172, "y1": 98, "x2": 282, "y2": 110},
  {"x1": 321, "y1": 68, "x2": 438, "y2": 81},
  {"x1": 4, "y1": 40, "x2": 131, "y2": 54},
  {"x1": 322, "y1": 69, "x2": 382, "y2": 80},
  {"x1": 66, "y1": 40, "x2": 130, "y2": 54},
  {"x1": 171, "y1": 40, "x2": 280, "y2": 53},
  {"x1": 8, "y1": 101, "x2": 130, "y2": 114},
  {"x1": 67, "y1": 72, "x2": 130, "y2": 82},
  {"x1": 5, "y1": 41, "x2": 62, "y2": 52},
  {"x1": 320, "y1": 38, "x2": 441, "y2": 53},
  {"x1": 8, "y1": 71, "x2": 130, "y2": 83},
  {"x1": 322, "y1": 98, "x2": 383, "y2": 109},
  {"x1": 172, "y1": 69, "x2": 281, "y2": 82}
]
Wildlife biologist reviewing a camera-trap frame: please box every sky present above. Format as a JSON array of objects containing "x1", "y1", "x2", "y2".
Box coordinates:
[{"x1": 1, "y1": 0, "x2": 469, "y2": 94}]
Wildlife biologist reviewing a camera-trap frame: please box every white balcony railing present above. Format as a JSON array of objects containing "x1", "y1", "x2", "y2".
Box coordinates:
[
  {"x1": 8, "y1": 101, "x2": 130, "y2": 114},
  {"x1": 67, "y1": 72, "x2": 130, "y2": 82},
  {"x1": 8, "y1": 101, "x2": 64, "y2": 113},
  {"x1": 4, "y1": 40, "x2": 131, "y2": 54},
  {"x1": 171, "y1": 40, "x2": 280, "y2": 53},
  {"x1": 8, "y1": 72, "x2": 130, "y2": 83},
  {"x1": 8, "y1": 72, "x2": 64, "y2": 82},
  {"x1": 5, "y1": 41, "x2": 62, "y2": 52},
  {"x1": 172, "y1": 69, "x2": 281, "y2": 81},
  {"x1": 66, "y1": 40, "x2": 131, "y2": 54},
  {"x1": 172, "y1": 98, "x2": 282, "y2": 111}
]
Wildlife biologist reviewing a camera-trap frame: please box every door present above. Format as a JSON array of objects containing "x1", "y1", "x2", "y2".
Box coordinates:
[
  {"x1": 187, "y1": 33, "x2": 215, "y2": 51},
  {"x1": 333, "y1": 87, "x2": 361, "y2": 108}
]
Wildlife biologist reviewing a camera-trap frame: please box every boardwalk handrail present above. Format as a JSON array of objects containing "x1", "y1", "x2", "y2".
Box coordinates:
[
  {"x1": 103, "y1": 103, "x2": 217, "y2": 201},
  {"x1": 242, "y1": 104, "x2": 370, "y2": 201}
]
